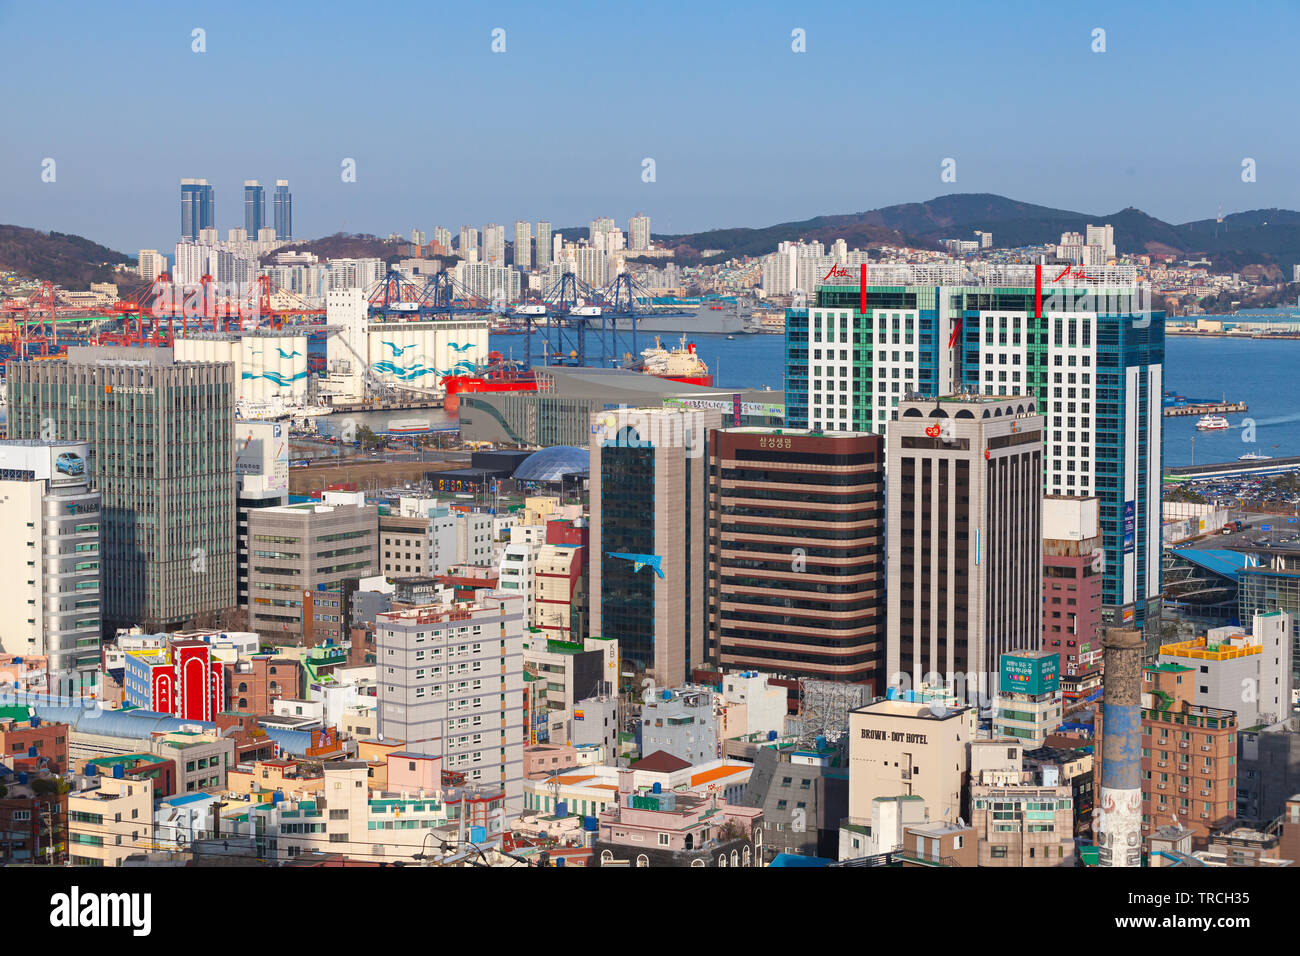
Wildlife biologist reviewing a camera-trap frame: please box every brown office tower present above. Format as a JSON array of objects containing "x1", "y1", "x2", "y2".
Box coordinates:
[
  {"x1": 708, "y1": 428, "x2": 885, "y2": 691},
  {"x1": 886, "y1": 395, "x2": 1044, "y2": 699}
]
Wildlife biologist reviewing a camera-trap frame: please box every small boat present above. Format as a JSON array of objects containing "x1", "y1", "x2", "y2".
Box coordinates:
[
  {"x1": 1196, "y1": 415, "x2": 1230, "y2": 431},
  {"x1": 726, "y1": 334, "x2": 735, "y2": 340},
  {"x1": 1238, "y1": 452, "x2": 1272, "y2": 461}
]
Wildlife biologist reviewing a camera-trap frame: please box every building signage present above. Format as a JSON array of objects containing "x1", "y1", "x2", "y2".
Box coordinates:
[
  {"x1": 1000, "y1": 653, "x2": 1059, "y2": 697},
  {"x1": 1123, "y1": 501, "x2": 1135, "y2": 555},
  {"x1": 860, "y1": 729, "x2": 929, "y2": 745},
  {"x1": 822, "y1": 264, "x2": 852, "y2": 281},
  {"x1": 662, "y1": 397, "x2": 784, "y2": 417}
]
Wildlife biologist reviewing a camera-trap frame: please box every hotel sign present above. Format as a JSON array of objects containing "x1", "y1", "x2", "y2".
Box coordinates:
[{"x1": 860, "y1": 728, "x2": 929, "y2": 745}]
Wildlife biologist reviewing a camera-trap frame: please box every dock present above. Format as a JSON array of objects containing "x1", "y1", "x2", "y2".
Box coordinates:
[
  {"x1": 323, "y1": 398, "x2": 445, "y2": 414},
  {"x1": 1164, "y1": 455, "x2": 1300, "y2": 480},
  {"x1": 1163, "y1": 401, "x2": 1248, "y2": 418}
]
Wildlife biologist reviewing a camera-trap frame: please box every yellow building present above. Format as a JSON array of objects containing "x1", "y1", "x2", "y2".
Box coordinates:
[{"x1": 68, "y1": 773, "x2": 155, "y2": 867}]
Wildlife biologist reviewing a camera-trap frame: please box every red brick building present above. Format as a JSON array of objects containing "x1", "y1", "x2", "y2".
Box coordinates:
[{"x1": 0, "y1": 714, "x2": 69, "y2": 775}]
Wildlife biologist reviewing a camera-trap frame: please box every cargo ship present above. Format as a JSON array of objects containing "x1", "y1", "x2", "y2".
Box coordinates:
[
  {"x1": 631, "y1": 336, "x2": 713, "y2": 386},
  {"x1": 442, "y1": 338, "x2": 712, "y2": 414}
]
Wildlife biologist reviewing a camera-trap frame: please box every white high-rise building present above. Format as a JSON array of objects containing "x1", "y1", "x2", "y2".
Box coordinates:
[
  {"x1": 590, "y1": 216, "x2": 615, "y2": 245},
  {"x1": 482, "y1": 223, "x2": 506, "y2": 265},
  {"x1": 376, "y1": 594, "x2": 527, "y2": 814},
  {"x1": 1086, "y1": 224, "x2": 1115, "y2": 261},
  {"x1": 536, "y1": 221, "x2": 553, "y2": 268},
  {"x1": 0, "y1": 440, "x2": 102, "y2": 697},
  {"x1": 137, "y1": 249, "x2": 168, "y2": 282},
  {"x1": 628, "y1": 214, "x2": 651, "y2": 251},
  {"x1": 459, "y1": 226, "x2": 479, "y2": 263},
  {"x1": 327, "y1": 257, "x2": 385, "y2": 291},
  {"x1": 433, "y1": 226, "x2": 452, "y2": 252},
  {"x1": 454, "y1": 262, "x2": 522, "y2": 305},
  {"x1": 513, "y1": 220, "x2": 532, "y2": 271},
  {"x1": 567, "y1": 246, "x2": 609, "y2": 289}
]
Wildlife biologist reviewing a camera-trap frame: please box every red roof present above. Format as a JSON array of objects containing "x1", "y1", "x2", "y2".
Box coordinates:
[{"x1": 628, "y1": 750, "x2": 692, "y2": 773}]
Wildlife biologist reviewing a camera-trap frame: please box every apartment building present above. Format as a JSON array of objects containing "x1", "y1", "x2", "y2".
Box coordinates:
[
  {"x1": 68, "y1": 769, "x2": 154, "y2": 867},
  {"x1": 0, "y1": 440, "x2": 102, "y2": 696},
  {"x1": 376, "y1": 594, "x2": 526, "y2": 814}
]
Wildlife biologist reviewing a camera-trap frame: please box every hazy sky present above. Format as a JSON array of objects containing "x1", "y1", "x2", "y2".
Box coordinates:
[{"x1": 2, "y1": 0, "x2": 1296, "y2": 254}]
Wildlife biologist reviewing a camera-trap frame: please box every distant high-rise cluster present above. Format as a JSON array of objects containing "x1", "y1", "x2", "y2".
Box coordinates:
[{"x1": 180, "y1": 178, "x2": 214, "y2": 240}]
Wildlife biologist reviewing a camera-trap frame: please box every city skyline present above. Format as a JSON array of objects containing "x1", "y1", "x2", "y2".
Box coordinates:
[{"x1": 3, "y1": 1, "x2": 1299, "y2": 253}]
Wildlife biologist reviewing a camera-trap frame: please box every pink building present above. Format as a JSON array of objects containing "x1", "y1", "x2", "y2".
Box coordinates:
[
  {"x1": 1043, "y1": 497, "x2": 1104, "y2": 701},
  {"x1": 386, "y1": 751, "x2": 442, "y2": 792},
  {"x1": 593, "y1": 767, "x2": 762, "y2": 867},
  {"x1": 524, "y1": 743, "x2": 578, "y2": 778}
]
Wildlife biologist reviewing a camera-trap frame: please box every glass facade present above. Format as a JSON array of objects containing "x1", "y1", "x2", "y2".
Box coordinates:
[
  {"x1": 599, "y1": 437, "x2": 655, "y2": 673},
  {"x1": 245, "y1": 183, "x2": 266, "y2": 236},
  {"x1": 273, "y1": 182, "x2": 292, "y2": 240},
  {"x1": 180, "y1": 182, "x2": 214, "y2": 240},
  {"x1": 785, "y1": 280, "x2": 1163, "y2": 631},
  {"x1": 6, "y1": 356, "x2": 237, "y2": 631}
]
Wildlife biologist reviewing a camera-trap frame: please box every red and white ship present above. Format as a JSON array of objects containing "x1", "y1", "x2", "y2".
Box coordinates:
[{"x1": 632, "y1": 336, "x2": 713, "y2": 387}]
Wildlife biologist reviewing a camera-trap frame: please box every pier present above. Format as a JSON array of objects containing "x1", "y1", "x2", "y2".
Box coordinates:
[
  {"x1": 1163, "y1": 401, "x2": 1248, "y2": 418},
  {"x1": 323, "y1": 398, "x2": 446, "y2": 414}
]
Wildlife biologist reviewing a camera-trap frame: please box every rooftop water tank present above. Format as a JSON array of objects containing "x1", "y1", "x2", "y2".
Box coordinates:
[
  {"x1": 112, "y1": 763, "x2": 125, "y2": 779},
  {"x1": 29, "y1": 717, "x2": 39, "y2": 728},
  {"x1": 555, "y1": 855, "x2": 566, "y2": 867},
  {"x1": 651, "y1": 782, "x2": 662, "y2": 794},
  {"x1": 554, "y1": 801, "x2": 568, "y2": 818},
  {"x1": 767, "y1": 730, "x2": 778, "y2": 741},
  {"x1": 18, "y1": 772, "x2": 28, "y2": 785},
  {"x1": 583, "y1": 815, "x2": 599, "y2": 832},
  {"x1": 662, "y1": 689, "x2": 671, "y2": 701},
  {"x1": 85, "y1": 764, "x2": 97, "y2": 776},
  {"x1": 469, "y1": 825, "x2": 486, "y2": 844},
  {"x1": 27, "y1": 746, "x2": 37, "y2": 757},
  {"x1": 815, "y1": 735, "x2": 827, "y2": 751}
]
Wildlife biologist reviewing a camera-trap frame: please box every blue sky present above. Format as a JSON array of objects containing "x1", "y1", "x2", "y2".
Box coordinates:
[{"x1": 1, "y1": 0, "x2": 1296, "y2": 254}]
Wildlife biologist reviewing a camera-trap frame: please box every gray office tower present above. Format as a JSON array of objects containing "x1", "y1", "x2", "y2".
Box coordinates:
[
  {"x1": 273, "y1": 180, "x2": 292, "y2": 240},
  {"x1": 5, "y1": 347, "x2": 237, "y2": 633}
]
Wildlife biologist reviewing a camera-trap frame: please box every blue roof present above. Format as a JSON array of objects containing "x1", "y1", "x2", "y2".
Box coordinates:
[
  {"x1": 161, "y1": 792, "x2": 218, "y2": 807},
  {"x1": 512, "y1": 445, "x2": 589, "y2": 482},
  {"x1": 768, "y1": 853, "x2": 834, "y2": 868},
  {"x1": 22, "y1": 700, "x2": 218, "y2": 739},
  {"x1": 1169, "y1": 548, "x2": 1251, "y2": 582}
]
